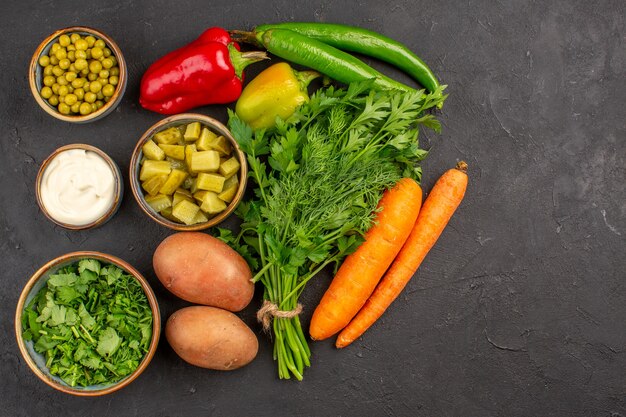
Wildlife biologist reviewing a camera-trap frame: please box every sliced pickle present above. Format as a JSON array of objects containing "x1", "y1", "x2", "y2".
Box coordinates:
[
  {"x1": 185, "y1": 143, "x2": 197, "y2": 167},
  {"x1": 160, "y1": 206, "x2": 179, "y2": 222},
  {"x1": 196, "y1": 127, "x2": 218, "y2": 151},
  {"x1": 145, "y1": 194, "x2": 172, "y2": 213},
  {"x1": 196, "y1": 172, "x2": 225, "y2": 193},
  {"x1": 173, "y1": 189, "x2": 194, "y2": 207},
  {"x1": 218, "y1": 157, "x2": 240, "y2": 179},
  {"x1": 166, "y1": 157, "x2": 186, "y2": 170},
  {"x1": 142, "y1": 139, "x2": 165, "y2": 161},
  {"x1": 159, "y1": 169, "x2": 188, "y2": 195},
  {"x1": 193, "y1": 210, "x2": 208, "y2": 225},
  {"x1": 183, "y1": 122, "x2": 201, "y2": 141},
  {"x1": 190, "y1": 150, "x2": 220, "y2": 173},
  {"x1": 142, "y1": 174, "x2": 168, "y2": 196},
  {"x1": 154, "y1": 127, "x2": 182, "y2": 145},
  {"x1": 172, "y1": 200, "x2": 200, "y2": 225},
  {"x1": 194, "y1": 190, "x2": 208, "y2": 203},
  {"x1": 140, "y1": 160, "x2": 171, "y2": 181},
  {"x1": 218, "y1": 181, "x2": 238, "y2": 203},
  {"x1": 200, "y1": 192, "x2": 227, "y2": 214},
  {"x1": 158, "y1": 144, "x2": 185, "y2": 160}
]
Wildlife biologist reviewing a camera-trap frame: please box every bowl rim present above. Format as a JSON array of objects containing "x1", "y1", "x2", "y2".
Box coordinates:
[
  {"x1": 129, "y1": 113, "x2": 248, "y2": 231},
  {"x1": 14, "y1": 251, "x2": 161, "y2": 397},
  {"x1": 35, "y1": 143, "x2": 123, "y2": 230},
  {"x1": 29, "y1": 26, "x2": 127, "y2": 123}
]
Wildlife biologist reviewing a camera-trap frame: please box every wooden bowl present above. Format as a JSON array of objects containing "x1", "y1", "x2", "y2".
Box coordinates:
[
  {"x1": 15, "y1": 251, "x2": 161, "y2": 396},
  {"x1": 35, "y1": 144, "x2": 123, "y2": 230},
  {"x1": 29, "y1": 26, "x2": 127, "y2": 123},
  {"x1": 129, "y1": 113, "x2": 248, "y2": 231}
]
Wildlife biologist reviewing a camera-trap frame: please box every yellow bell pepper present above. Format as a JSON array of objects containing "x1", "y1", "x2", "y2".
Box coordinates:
[{"x1": 235, "y1": 63, "x2": 320, "y2": 129}]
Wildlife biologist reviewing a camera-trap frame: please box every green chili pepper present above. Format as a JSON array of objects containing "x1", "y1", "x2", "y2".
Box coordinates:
[
  {"x1": 255, "y1": 22, "x2": 440, "y2": 93},
  {"x1": 248, "y1": 28, "x2": 414, "y2": 93}
]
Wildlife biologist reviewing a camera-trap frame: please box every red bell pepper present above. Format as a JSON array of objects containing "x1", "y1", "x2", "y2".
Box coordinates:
[{"x1": 139, "y1": 27, "x2": 267, "y2": 114}]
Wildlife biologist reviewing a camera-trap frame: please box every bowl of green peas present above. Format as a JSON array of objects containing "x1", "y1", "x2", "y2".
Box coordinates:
[{"x1": 29, "y1": 26, "x2": 127, "y2": 123}]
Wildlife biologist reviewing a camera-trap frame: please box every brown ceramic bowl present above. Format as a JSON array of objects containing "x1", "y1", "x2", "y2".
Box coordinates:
[
  {"x1": 129, "y1": 113, "x2": 248, "y2": 231},
  {"x1": 29, "y1": 26, "x2": 127, "y2": 123},
  {"x1": 15, "y1": 251, "x2": 161, "y2": 396},
  {"x1": 35, "y1": 144, "x2": 123, "y2": 230}
]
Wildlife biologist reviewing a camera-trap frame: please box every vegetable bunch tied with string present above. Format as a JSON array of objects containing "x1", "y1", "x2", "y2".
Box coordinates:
[{"x1": 223, "y1": 81, "x2": 446, "y2": 379}]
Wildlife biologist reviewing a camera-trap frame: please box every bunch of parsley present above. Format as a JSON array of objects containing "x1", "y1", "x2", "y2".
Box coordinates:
[
  {"x1": 225, "y1": 81, "x2": 446, "y2": 380},
  {"x1": 21, "y1": 259, "x2": 153, "y2": 387}
]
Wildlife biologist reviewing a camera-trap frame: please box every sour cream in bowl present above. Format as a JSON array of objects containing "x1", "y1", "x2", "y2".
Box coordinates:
[{"x1": 36, "y1": 144, "x2": 123, "y2": 230}]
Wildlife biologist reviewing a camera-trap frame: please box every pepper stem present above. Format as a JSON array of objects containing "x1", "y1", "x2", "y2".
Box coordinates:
[
  {"x1": 228, "y1": 30, "x2": 262, "y2": 47},
  {"x1": 228, "y1": 43, "x2": 268, "y2": 79},
  {"x1": 295, "y1": 70, "x2": 322, "y2": 90}
]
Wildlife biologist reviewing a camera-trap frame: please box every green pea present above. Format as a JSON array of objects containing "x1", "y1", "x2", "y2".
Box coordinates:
[
  {"x1": 81, "y1": 68, "x2": 89, "y2": 76},
  {"x1": 70, "y1": 33, "x2": 80, "y2": 44},
  {"x1": 89, "y1": 60, "x2": 102, "y2": 74},
  {"x1": 101, "y1": 58, "x2": 114, "y2": 69},
  {"x1": 87, "y1": 73, "x2": 97, "y2": 81},
  {"x1": 51, "y1": 66, "x2": 64, "y2": 77},
  {"x1": 67, "y1": 86, "x2": 74, "y2": 93},
  {"x1": 98, "y1": 78, "x2": 108, "y2": 86},
  {"x1": 69, "y1": 64, "x2": 77, "y2": 73},
  {"x1": 49, "y1": 55, "x2": 59, "y2": 65},
  {"x1": 96, "y1": 91, "x2": 104, "y2": 100},
  {"x1": 85, "y1": 50, "x2": 92, "y2": 60},
  {"x1": 91, "y1": 102, "x2": 98, "y2": 112},
  {"x1": 90, "y1": 47, "x2": 103, "y2": 60},
  {"x1": 104, "y1": 96, "x2": 111, "y2": 103},
  {"x1": 98, "y1": 70, "x2": 109, "y2": 79},
  {"x1": 102, "y1": 84, "x2": 115, "y2": 97},
  {"x1": 75, "y1": 50, "x2": 87, "y2": 60},
  {"x1": 58, "y1": 85, "x2": 69, "y2": 96},
  {"x1": 103, "y1": 47, "x2": 112, "y2": 57},
  {"x1": 66, "y1": 44, "x2": 76, "y2": 52},
  {"x1": 108, "y1": 56, "x2": 117, "y2": 66},
  {"x1": 58, "y1": 102, "x2": 70, "y2": 115},
  {"x1": 55, "y1": 48, "x2": 67, "y2": 61},
  {"x1": 79, "y1": 102, "x2": 92, "y2": 115},
  {"x1": 50, "y1": 43, "x2": 60, "y2": 53},
  {"x1": 43, "y1": 75, "x2": 55, "y2": 86},
  {"x1": 75, "y1": 38, "x2": 88, "y2": 51},
  {"x1": 59, "y1": 59, "x2": 70, "y2": 70},
  {"x1": 71, "y1": 102, "x2": 81, "y2": 113},
  {"x1": 65, "y1": 72, "x2": 76, "y2": 82},
  {"x1": 108, "y1": 75, "x2": 119, "y2": 86},
  {"x1": 64, "y1": 93, "x2": 77, "y2": 106},
  {"x1": 56, "y1": 76, "x2": 68, "y2": 86},
  {"x1": 38, "y1": 55, "x2": 50, "y2": 67},
  {"x1": 71, "y1": 78, "x2": 84, "y2": 88},
  {"x1": 51, "y1": 83, "x2": 60, "y2": 94},
  {"x1": 43, "y1": 65, "x2": 54, "y2": 76},
  {"x1": 84, "y1": 92, "x2": 97, "y2": 103},
  {"x1": 48, "y1": 95, "x2": 59, "y2": 106},
  {"x1": 74, "y1": 59, "x2": 88, "y2": 71},
  {"x1": 67, "y1": 50, "x2": 75, "y2": 61},
  {"x1": 109, "y1": 67, "x2": 119, "y2": 76},
  {"x1": 74, "y1": 88, "x2": 85, "y2": 100},
  {"x1": 59, "y1": 34, "x2": 70, "y2": 47},
  {"x1": 40, "y1": 86, "x2": 53, "y2": 99},
  {"x1": 85, "y1": 36, "x2": 96, "y2": 47},
  {"x1": 89, "y1": 81, "x2": 102, "y2": 93},
  {"x1": 95, "y1": 100, "x2": 104, "y2": 109},
  {"x1": 94, "y1": 39, "x2": 106, "y2": 49}
]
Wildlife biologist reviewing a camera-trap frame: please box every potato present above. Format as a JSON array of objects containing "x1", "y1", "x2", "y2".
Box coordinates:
[
  {"x1": 153, "y1": 232, "x2": 254, "y2": 311},
  {"x1": 166, "y1": 306, "x2": 258, "y2": 370}
]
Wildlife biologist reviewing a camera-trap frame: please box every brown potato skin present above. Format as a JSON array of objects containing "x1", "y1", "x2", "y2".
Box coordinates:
[
  {"x1": 166, "y1": 306, "x2": 258, "y2": 370},
  {"x1": 153, "y1": 232, "x2": 254, "y2": 311}
]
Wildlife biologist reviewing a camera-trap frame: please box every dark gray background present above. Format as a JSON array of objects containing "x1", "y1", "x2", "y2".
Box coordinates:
[{"x1": 1, "y1": 0, "x2": 624, "y2": 416}]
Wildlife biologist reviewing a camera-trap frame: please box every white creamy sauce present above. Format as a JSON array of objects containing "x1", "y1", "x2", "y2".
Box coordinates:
[{"x1": 39, "y1": 149, "x2": 116, "y2": 226}]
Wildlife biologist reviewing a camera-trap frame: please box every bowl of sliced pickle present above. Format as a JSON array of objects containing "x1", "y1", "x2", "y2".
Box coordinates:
[{"x1": 129, "y1": 114, "x2": 247, "y2": 231}]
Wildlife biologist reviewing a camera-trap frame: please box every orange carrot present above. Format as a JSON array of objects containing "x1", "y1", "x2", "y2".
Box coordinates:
[
  {"x1": 336, "y1": 161, "x2": 468, "y2": 348},
  {"x1": 309, "y1": 178, "x2": 423, "y2": 341}
]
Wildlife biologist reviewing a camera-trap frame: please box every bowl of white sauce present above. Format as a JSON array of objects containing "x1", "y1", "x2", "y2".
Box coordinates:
[{"x1": 36, "y1": 144, "x2": 123, "y2": 230}]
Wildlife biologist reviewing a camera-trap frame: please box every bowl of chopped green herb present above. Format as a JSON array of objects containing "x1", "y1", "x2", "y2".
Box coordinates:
[{"x1": 15, "y1": 251, "x2": 161, "y2": 396}]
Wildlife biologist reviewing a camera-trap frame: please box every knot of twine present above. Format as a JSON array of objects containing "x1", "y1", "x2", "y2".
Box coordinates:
[{"x1": 256, "y1": 300, "x2": 303, "y2": 331}]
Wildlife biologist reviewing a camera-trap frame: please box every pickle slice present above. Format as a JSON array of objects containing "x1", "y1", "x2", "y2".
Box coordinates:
[
  {"x1": 159, "y1": 169, "x2": 188, "y2": 196},
  {"x1": 142, "y1": 174, "x2": 168, "y2": 196},
  {"x1": 218, "y1": 182, "x2": 238, "y2": 203},
  {"x1": 142, "y1": 139, "x2": 165, "y2": 161},
  {"x1": 218, "y1": 157, "x2": 240, "y2": 179},
  {"x1": 158, "y1": 144, "x2": 185, "y2": 160},
  {"x1": 140, "y1": 160, "x2": 171, "y2": 181},
  {"x1": 194, "y1": 190, "x2": 208, "y2": 203},
  {"x1": 196, "y1": 127, "x2": 218, "y2": 151},
  {"x1": 200, "y1": 192, "x2": 227, "y2": 214},
  {"x1": 172, "y1": 200, "x2": 200, "y2": 225},
  {"x1": 196, "y1": 172, "x2": 225, "y2": 193},
  {"x1": 212, "y1": 136, "x2": 232, "y2": 156},
  {"x1": 154, "y1": 127, "x2": 182, "y2": 145},
  {"x1": 145, "y1": 194, "x2": 172, "y2": 213},
  {"x1": 160, "y1": 207, "x2": 179, "y2": 222},
  {"x1": 183, "y1": 122, "x2": 201, "y2": 141},
  {"x1": 173, "y1": 189, "x2": 194, "y2": 207},
  {"x1": 190, "y1": 150, "x2": 220, "y2": 173},
  {"x1": 185, "y1": 143, "x2": 197, "y2": 167},
  {"x1": 193, "y1": 210, "x2": 208, "y2": 225}
]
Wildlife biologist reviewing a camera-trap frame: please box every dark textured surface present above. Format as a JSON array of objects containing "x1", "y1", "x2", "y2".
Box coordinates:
[{"x1": 1, "y1": 0, "x2": 624, "y2": 416}]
